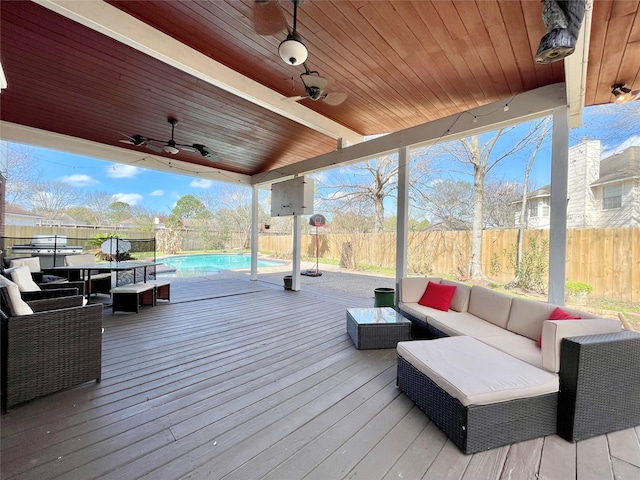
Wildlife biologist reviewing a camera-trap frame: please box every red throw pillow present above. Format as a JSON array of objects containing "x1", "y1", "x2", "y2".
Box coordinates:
[
  {"x1": 418, "y1": 281, "x2": 457, "y2": 312},
  {"x1": 538, "y1": 307, "x2": 581, "y2": 347}
]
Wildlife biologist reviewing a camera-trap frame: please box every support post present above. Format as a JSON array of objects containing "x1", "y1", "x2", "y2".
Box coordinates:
[
  {"x1": 250, "y1": 184, "x2": 259, "y2": 281},
  {"x1": 548, "y1": 107, "x2": 570, "y2": 305},
  {"x1": 292, "y1": 214, "x2": 302, "y2": 291},
  {"x1": 395, "y1": 146, "x2": 409, "y2": 304}
]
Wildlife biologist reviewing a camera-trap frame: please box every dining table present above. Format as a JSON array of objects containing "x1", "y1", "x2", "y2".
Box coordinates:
[{"x1": 52, "y1": 261, "x2": 158, "y2": 298}]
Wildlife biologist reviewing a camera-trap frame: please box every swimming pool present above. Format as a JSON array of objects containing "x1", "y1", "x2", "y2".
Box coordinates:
[{"x1": 158, "y1": 254, "x2": 285, "y2": 277}]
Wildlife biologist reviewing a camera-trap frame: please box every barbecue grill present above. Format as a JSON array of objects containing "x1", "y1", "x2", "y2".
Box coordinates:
[{"x1": 10, "y1": 235, "x2": 83, "y2": 269}]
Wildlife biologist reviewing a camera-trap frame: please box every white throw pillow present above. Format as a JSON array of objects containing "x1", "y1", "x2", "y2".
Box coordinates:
[
  {"x1": 0, "y1": 275, "x2": 34, "y2": 316},
  {"x1": 9, "y1": 257, "x2": 41, "y2": 273},
  {"x1": 9, "y1": 266, "x2": 41, "y2": 292}
]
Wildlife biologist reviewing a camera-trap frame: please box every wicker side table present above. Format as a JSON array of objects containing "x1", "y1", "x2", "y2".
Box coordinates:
[
  {"x1": 346, "y1": 307, "x2": 412, "y2": 349},
  {"x1": 558, "y1": 330, "x2": 640, "y2": 442}
]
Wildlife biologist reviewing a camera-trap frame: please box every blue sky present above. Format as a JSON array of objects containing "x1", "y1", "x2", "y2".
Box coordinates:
[{"x1": 8, "y1": 103, "x2": 639, "y2": 215}]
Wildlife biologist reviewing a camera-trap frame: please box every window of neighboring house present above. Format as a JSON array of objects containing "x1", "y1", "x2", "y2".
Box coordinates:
[
  {"x1": 542, "y1": 203, "x2": 550, "y2": 216},
  {"x1": 602, "y1": 184, "x2": 622, "y2": 210},
  {"x1": 529, "y1": 201, "x2": 538, "y2": 217}
]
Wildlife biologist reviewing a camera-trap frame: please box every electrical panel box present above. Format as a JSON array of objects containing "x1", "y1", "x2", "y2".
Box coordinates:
[{"x1": 270, "y1": 176, "x2": 315, "y2": 217}]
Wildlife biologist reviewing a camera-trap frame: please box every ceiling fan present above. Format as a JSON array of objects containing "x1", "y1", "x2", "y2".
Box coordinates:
[
  {"x1": 283, "y1": 64, "x2": 348, "y2": 106},
  {"x1": 119, "y1": 117, "x2": 218, "y2": 160},
  {"x1": 251, "y1": 0, "x2": 308, "y2": 66}
]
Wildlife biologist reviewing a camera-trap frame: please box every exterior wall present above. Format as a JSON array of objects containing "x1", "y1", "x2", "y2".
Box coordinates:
[
  {"x1": 5, "y1": 213, "x2": 42, "y2": 226},
  {"x1": 566, "y1": 140, "x2": 600, "y2": 228},
  {"x1": 525, "y1": 198, "x2": 550, "y2": 229},
  {"x1": 592, "y1": 180, "x2": 640, "y2": 228}
]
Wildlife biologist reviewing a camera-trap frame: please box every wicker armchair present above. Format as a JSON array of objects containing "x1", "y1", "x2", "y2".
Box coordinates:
[{"x1": 0, "y1": 286, "x2": 103, "y2": 412}]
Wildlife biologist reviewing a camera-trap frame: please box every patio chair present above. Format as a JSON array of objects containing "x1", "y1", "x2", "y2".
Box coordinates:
[
  {"x1": 8, "y1": 256, "x2": 68, "y2": 284},
  {"x1": 0, "y1": 285, "x2": 102, "y2": 412},
  {"x1": 1, "y1": 265, "x2": 85, "y2": 300},
  {"x1": 63, "y1": 254, "x2": 111, "y2": 296}
]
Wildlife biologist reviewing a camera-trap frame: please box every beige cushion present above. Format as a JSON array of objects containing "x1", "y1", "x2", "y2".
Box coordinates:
[
  {"x1": 8, "y1": 265, "x2": 41, "y2": 292},
  {"x1": 426, "y1": 309, "x2": 516, "y2": 338},
  {"x1": 9, "y1": 257, "x2": 41, "y2": 272},
  {"x1": 398, "y1": 277, "x2": 441, "y2": 303},
  {"x1": 0, "y1": 275, "x2": 33, "y2": 316},
  {"x1": 111, "y1": 283, "x2": 154, "y2": 293},
  {"x1": 398, "y1": 337, "x2": 558, "y2": 406},
  {"x1": 506, "y1": 298, "x2": 557, "y2": 341},
  {"x1": 467, "y1": 286, "x2": 513, "y2": 328},
  {"x1": 64, "y1": 254, "x2": 96, "y2": 266},
  {"x1": 541, "y1": 318, "x2": 621, "y2": 373},
  {"x1": 440, "y1": 280, "x2": 471, "y2": 312},
  {"x1": 477, "y1": 335, "x2": 543, "y2": 369}
]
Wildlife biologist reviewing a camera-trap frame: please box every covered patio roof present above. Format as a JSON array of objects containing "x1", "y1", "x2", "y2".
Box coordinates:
[{"x1": 1, "y1": 1, "x2": 639, "y2": 184}]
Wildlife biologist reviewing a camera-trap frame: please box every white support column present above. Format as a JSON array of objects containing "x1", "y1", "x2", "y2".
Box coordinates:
[
  {"x1": 250, "y1": 184, "x2": 259, "y2": 281},
  {"x1": 548, "y1": 107, "x2": 570, "y2": 305},
  {"x1": 292, "y1": 214, "x2": 302, "y2": 291},
  {"x1": 396, "y1": 146, "x2": 409, "y2": 302}
]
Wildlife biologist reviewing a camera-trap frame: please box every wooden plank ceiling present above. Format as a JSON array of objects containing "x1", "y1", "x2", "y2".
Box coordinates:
[{"x1": 0, "y1": 1, "x2": 638, "y2": 180}]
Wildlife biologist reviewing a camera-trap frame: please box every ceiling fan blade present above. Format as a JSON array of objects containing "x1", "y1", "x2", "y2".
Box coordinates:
[
  {"x1": 145, "y1": 143, "x2": 163, "y2": 154},
  {"x1": 322, "y1": 92, "x2": 348, "y2": 106},
  {"x1": 281, "y1": 95, "x2": 307, "y2": 102},
  {"x1": 252, "y1": 0, "x2": 288, "y2": 35},
  {"x1": 179, "y1": 145, "x2": 198, "y2": 153},
  {"x1": 301, "y1": 73, "x2": 329, "y2": 91}
]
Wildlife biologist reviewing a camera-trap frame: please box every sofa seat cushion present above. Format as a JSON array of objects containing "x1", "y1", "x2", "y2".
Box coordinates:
[
  {"x1": 397, "y1": 337, "x2": 559, "y2": 406},
  {"x1": 427, "y1": 309, "x2": 516, "y2": 338},
  {"x1": 476, "y1": 335, "x2": 543, "y2": 369}
]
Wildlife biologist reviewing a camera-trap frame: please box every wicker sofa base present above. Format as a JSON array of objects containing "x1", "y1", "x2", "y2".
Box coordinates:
[{"x1": 397, "y1": 354, "x2": 558, "y2": 454}]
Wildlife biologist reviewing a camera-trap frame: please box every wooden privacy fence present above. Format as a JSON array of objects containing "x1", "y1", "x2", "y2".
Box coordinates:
[{"x1": 260, "y1": 227, "x2": 640, "y2": 304}]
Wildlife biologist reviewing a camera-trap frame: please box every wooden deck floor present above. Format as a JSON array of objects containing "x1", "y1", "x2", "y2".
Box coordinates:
[{"x1": 1, "y1": 276, "x2": 639, "y2": 480}]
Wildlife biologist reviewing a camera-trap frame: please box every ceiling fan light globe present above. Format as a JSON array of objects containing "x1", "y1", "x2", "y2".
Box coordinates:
[
  {"x1": 164, "y1": 145, "x2": 180, "y2": 154},
  {"x1": 279, "y1": 36, "x2": 307, "y2": 66}
]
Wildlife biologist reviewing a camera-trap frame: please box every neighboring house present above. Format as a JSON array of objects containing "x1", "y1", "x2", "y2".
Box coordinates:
[
  {"x1": 5, "y1": 204, "x2": 44, "y2": 226},
  {"x1": 516, "y1": 140, "x2": 640, "y2": 229},
  {"x1": 38, "y1": 212, "x2": 83, "y2": 227}
]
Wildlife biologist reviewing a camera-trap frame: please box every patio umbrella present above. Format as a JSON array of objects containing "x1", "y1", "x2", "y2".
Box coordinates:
[{"x1": 101, "y1": 238, "x2": 132, "y2": 256}]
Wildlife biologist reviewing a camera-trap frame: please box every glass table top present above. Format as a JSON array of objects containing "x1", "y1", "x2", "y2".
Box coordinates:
[{"x1": 347, "y1": 307, "x2": 411, "y2": 325}]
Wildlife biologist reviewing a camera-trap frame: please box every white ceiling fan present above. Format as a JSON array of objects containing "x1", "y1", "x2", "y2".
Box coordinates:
[{"x1": 282, "y1": 64, "x2": 348, "y2": 106}]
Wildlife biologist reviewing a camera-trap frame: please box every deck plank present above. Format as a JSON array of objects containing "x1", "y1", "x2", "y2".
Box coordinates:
[
  {"x1": 499, "y1": 438, "x2": 544, "y2": 480},
  {"x1": 576, "y1": 435, "x2": 614, "y2": 480},
  {"x1": 608, "y1": 428, "x2": 640, "y2": 469},
  {"x1": 1, "y1": 275, "x2": 636, "y2": 480},
  {"x1": 538, "y1": 435, "x2": 576, "y2": 480}
]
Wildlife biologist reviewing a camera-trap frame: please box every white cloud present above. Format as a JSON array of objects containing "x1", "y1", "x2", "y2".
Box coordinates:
[
  {"x1": 112, "y1": 193, "x2": 143, "y2": 205},
  {"x1": 150, "y1": 189, "x2": 164, "y2": 196},
  {"x1": 107, "y1": 164, "x2": 140, "y2": 179},
  {"x1": 190, "y1": 178, "x2": 214, "y2": 188},
  {"x1": 59, "y1": 174, "x2": 98, "y2": 187}
]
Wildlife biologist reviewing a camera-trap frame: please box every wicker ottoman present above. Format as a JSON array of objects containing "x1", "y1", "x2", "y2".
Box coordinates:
[
  {"x1": 397, "y1": 337, "x2": 559, "y2": 454},
  {"x1": 347, "y1": 307, "x2": 412, "y2": 349}
]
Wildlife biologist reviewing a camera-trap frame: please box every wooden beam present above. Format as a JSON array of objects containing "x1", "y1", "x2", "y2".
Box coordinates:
[
  {"x1": 564, "y1": 0, "x2": 593, "y2": 128},
  {"x1": 254, "y1": 83, "x2": 568, "y2": 185},
  {"x1": 34, "y1": 0, "x2": 363, "y2": 146},
  {"x1": 0, "y1": 121, "x2": 252, "y2": 185}
]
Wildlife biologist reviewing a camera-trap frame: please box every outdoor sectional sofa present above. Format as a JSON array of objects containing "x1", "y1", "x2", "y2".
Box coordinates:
[{"x1": 395, "y1": 277, "x2": 640, "y2": 454}]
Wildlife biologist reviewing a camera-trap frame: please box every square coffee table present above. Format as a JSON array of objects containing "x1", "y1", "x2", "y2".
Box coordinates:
[{"x1": 346, "y1": 307, "x2": 412, "y2": 349}]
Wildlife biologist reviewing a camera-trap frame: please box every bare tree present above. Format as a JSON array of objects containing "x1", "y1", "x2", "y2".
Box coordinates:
[
  {"x1": 414, "y1": 179, "x2": 473, "y2": 229},
  {"x1": 318, "y1": 148, "x2": 432, "y2": 233},
  {"x1": 3, "y1": 144, "x2": 42, "y2": 207},
  {"x1": 483, "y1": 179, "x2": 522, "y2": 229},
  {"x1": 83, "y1": 191, "x2": 115, "y2": 225},
  {"x1": 433, "y1": 119, "x2": 551, "y2": 280},
  {"x1": 27, "y1": 181, "x2": 80, "y2": 219}
]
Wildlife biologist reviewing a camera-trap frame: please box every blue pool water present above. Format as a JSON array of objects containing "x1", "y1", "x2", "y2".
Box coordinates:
[{"x1": 158, "y1": 254, "x2": 285, "y2": 277}]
